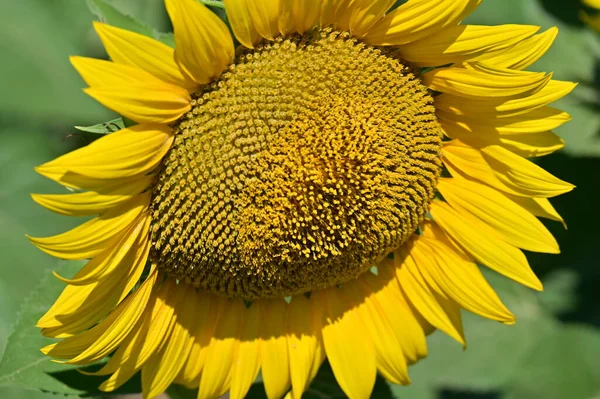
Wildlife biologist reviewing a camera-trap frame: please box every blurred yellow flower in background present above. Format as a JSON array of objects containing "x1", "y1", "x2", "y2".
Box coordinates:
[
  {"x1": 28, "y1": 0, "x2": 575, "y2": 398},
  {"x1": 582, "y1": 0, "x2": 600, "y2": 31}
]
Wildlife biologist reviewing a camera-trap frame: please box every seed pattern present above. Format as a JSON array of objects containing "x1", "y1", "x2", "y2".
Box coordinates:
[{"x1": 149, "y1": 29, "x2": 443, "y2": 299}]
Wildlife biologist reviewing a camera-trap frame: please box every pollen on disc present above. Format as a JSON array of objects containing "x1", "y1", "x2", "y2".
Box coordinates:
[{"x1": 149, "y1": 28, "x2": 443, "y2": 300}]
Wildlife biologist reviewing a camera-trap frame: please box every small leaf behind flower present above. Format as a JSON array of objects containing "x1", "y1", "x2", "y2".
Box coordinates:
[
  {"x1": 87, "y1": 0, "x2": 174, "y2": 46},
  {"x1": 75, "y1": 117, "x2": 125, "y2": 135}
]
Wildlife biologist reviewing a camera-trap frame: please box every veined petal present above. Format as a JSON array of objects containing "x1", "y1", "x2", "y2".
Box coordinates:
[
  {"x1": 507, "y1": 195, "x2": 566, "y2": 227},
  {"x1": 481, "y1": 145, "x2": 575, "y2": 197},
  {"x1": 437, "y1": 178, "x2": 559, "y2": 253},
  {"x1": 435, "y1": 80, "x2": 577, "y2": 117},
  {"x1": 442, "y1": 141, "x2": 573, "y2": 197},
  {"x1": 292, "y1": 0, "x2": 320, "y2": 34},
  {"x1": 99, "y1": 280, "x2": 182, "y2": 392},
  {"x1": 36, "y1": 124, "x2": 173, "y2": 188},
  {"x1": 93, "y1": 22, "x2": 196, "y2": 91},
  {"x1": 355, "y1": 277, "x2": 410, "y2": 385},
  {"x1": 141, "y1": 282, "x2": 198, "y2": 399},
  {"x1": 321, "y1": 0, "x2": 357, "y2": 30},
  {"x1": 446, "y1": 129, "x2": 565, "y2": 158},
  {"x1": 349, "y1": 0, "x2": 396, "y2": 37},
  {"x1": 287, "y1": 295, "x2": 321, "y2": 399},
  {"x1": 71, "y1": 57, "x2": 191, "y2": 124},
  {"x1": 423, "y1": 63, "x2": 551, "y2": 98},
  {"x1": 279, "y1": 0, "x2": 295, "y2": 36},
  {"x1": 430, "y1": 201, "x2": 543, "y2": 291},
  {"x1": 41, "y1": 269, "x2": 157, "y2": 364},
  {"x1": 245, "y1": 0, "x2": 282, "y2": 40},
  {"x1": 363, "y1": 0, "x2": 480, "y2": 45},
  {"x1": 469, "y1": 27, "x2": 558, "y2": 70},
  {"x1": 319, "y1": 288, "x2": 377, "y2": 399},
  {"x1": 414, "y1": 237, "x2": 514, "y2": 323},
  {"x1": 230, "y1": 302, "x2": 261, "y2": 399},
  {"x1": 224, "y1": 0, "x2": 261, "y2": 48},
  {"x1": 198, "y1": 298, "x2": 242, "y2": 399},
  {"x1": 38, "y1": 225, "x2": 150, "y2": 337},
  {"x1": 395, "y1": 245, "x2": 466, "y2": 345},
  {"x1": 85, "y1": 85, "x2": 190, "y2": 124},
  {"x1": 166, "y1": 0, "x2": 234, "y2": 84},
  {"x1": 400, "y1": 24, "x2": 540, "y2": 67},
  {"x1": 259, "y1": 299, "x2": 291, "y2": 399},
  {"x1": 438, "y1": 106, "x2": 571, "y2": 135},
  {"x1": 32, "y1": 175, "x2": 153, "y2": 217},
  {"x1": 367, "y1": 264, "x2": 428, "y2": 365},
  {"x1": 53, "y1": 215, "x2": 149, "y2": 285},
  {"x1": 28, "y1": 194, "x2": 149, "y2": 260},
  {"x1": 174, "y1": 292, "x2": 218, "y2": 388}
]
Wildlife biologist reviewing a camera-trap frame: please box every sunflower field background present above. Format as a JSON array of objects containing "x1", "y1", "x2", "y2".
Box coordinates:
[{"x1": 1, "y1": 0, "x2": 600, "y2": 398}]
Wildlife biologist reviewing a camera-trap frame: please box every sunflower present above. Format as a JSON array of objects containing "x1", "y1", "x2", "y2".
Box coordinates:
[
  {"x1": 29, "y1": 0, "x2": 575, "y2": 398},
  {"x1": 582, "y1": 0, "x2": 600, "y2": 31}
]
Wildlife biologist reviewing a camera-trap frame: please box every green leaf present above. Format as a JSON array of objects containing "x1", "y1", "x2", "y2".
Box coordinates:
[
  {"x1": 0, "y1": 261, "x2": 87, "y2": 395},
  {"x1": 75, "y1": 117, "x2": 125, "y2": 134},
  {"x1": 0, "y1": 259, "x2": 143, "y2": 396},
  {"x1": 87, "y1": 0, "x2": 174, "y2": 46},
  {"x1": 388, "y1": 270, "x2": 600, "y2": 398},
  {"x1": 201, "y1": 0, "x2": 225, "y2": 9},
  {"x1": 505, "y1": 325, "x2": 600, "y2": 399}
]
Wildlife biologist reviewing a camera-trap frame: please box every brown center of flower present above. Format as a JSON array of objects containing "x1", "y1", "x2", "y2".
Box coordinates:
[{"x1": 149, "y1": 28, "x2": 443, "y2": 300}]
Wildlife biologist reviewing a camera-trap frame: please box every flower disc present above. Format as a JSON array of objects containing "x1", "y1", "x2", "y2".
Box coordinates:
[{"x1": 149, "y1": 29, "x2": 443, "y2": 299}]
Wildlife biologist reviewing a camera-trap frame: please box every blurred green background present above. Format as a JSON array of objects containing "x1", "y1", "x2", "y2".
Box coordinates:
[{"x1": 0, "y1": 0, "x2": 599, "y2": 398}]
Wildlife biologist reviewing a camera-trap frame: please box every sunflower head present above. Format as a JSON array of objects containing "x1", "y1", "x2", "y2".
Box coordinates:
[{"x1": 29, "y1": 0, "x2": 575, "y2": 398}]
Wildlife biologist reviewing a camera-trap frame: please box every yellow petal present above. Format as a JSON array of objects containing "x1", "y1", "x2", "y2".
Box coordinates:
[
  {"x1": 437, "y1": 178, "x2": 559, "y2": 253},
  {"x1": 319, "y1": 287, "x2": 377, "y2": 399},
  {"x1": 430, "y1": 200, "x2": 543, "y2": 291},
  {"x1": 259, "y1": 299, "x2": 291, "y2": 399},
  {"x1": 224, "y1": 0, "x2": 261, "y2": 48},
  {"x1": 52, "y1": 215, "x2": 149, "y2": 285},
  {"x1": 32, "y1": 175, "x2": 153, "y2": 216},
  {"x1": 442, "y1": 141, "x2": 574, "y2": 197},
  {"x1": 198, "y1": 298, "x2": 242, "y2": 399},
  {"x1": 481, "y1": 145, "x2": 574, "y2": 197},
  {"x1": 42, "y1": 269, "x2": 157, "y2": 364},
  {"x1": 291, "y1": 0, "x2": 320, "y2": 34},
  {"x1": 278, "y1": 0, "x2": 295, "y2": 36},
  {"x1": 35, "y1": 124, "x2": 173, "y2": 189},
  {"x1": 366, "y1": 264, "x2": 428, "y2": 365},
  {"x1": 85, "y1": 85, "x2": 190, "y2": 124},
  {"x1": 287, "y1": 295, "x2": 321, "y2": 399},
  {"x1": 93, "y1": 22, "x2": 196, "y2": 91},
  {"x1": 28, "y1": 194, "x2": 149, "y2": 260},
  {"x1": 245, "y1": 0, "x2": 282, "y2": 40},
  {"x1": 394, "y1": 245, "x2": 466, "y2": 345},
  {"x1": 39, "y1": 226, "x2": 151, "y2": 337},
  {"x1": 400, "y1": 24, "x2": 540, "y2": 67},
  {"x1": 438, "y1": 106, "x2": 571, "y2": 135},
  {"x1": 435, "y1": 80, "x2": 577, "y2": 117},
  {"x1": 349, "y1": 0, "x2": 396, "y2": 37},
  {"x1": 142, "y1": 282, "x2": 198, "y2": 399},
  {"x1": 321, "y1": 0, "x2": 356, "y2": 30},
  {"x1": 507, "y1": 195, "x2": 565, "y2": 227},
  {"x1": 71, "y1": 56, "x2": 191, "y2": 124},
  {"x1": 354, "y1": 277, "x2": 410, "y2": 385},
  {"x1": 174, "y1": 292, "x2": 218, "y2": 388},
  {"x1": 423, "y1": 63, "x2": 551, "y2": 98},
  {"x1": 363, "y1": 0, "x2": 480, "y2": 45},
  {"x1": 413, "y1": 237, "x2": 514, "y2": 323},
  {"x1": 469, "y1": 27, "x2": 558, "y2": 70},
  {"x1": 166, "y1": 0, "x2": 234, "y2": 84},
  {"x1": 100, "y1": 279, "x2": 182, "y2": 392},
  {"x1": 230, "y1": 302, "x2": 261, "y2": 399}
]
